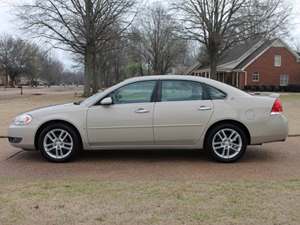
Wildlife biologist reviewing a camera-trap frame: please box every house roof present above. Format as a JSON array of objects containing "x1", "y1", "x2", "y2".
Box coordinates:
[
  {"x1": 217, "y1": 38, "x2": 263, "y2": 66},
  {"x1": 187, "y1": 38, "x2": 300, "y2": 73},
  {"x1": 234, "y1": 39, "x2": 274, "y2": 69}
]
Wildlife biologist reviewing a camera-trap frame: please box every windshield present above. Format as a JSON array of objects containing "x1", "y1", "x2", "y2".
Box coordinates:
[{"x1": 80, "y1": 92, "x2": 103, "y2": 106}]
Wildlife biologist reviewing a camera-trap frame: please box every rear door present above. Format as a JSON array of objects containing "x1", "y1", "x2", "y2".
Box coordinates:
[{"x1": 153, "y1": 80, "x2": 213, "y2": 145}]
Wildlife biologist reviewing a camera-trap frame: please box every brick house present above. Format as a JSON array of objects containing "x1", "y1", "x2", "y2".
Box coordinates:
[{"x1": 187, "y1": 38, "x2": 300, "y2": 90}]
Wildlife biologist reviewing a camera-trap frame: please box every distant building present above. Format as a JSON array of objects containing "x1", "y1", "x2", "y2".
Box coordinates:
[
  {"x1": 0, "y1": 70, "x2": 8, "y2": 86},
  {"x1": 187, "y1": 38, "x2": 300, "y2": 89},
  {"x1": 0, "y1": 72, "x2": 34, "y2": 87}
]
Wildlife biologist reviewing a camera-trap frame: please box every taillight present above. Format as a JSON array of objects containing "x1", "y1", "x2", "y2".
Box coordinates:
[{"x1": 271, "y1": 99, "x2": 283, "y2": 114}]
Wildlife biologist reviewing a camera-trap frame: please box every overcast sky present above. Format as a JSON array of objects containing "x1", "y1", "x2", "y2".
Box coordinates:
[
  {"x1": 0, "y1": 0, "x2": 300, "y2": 70},
  {"x1": 0, "y1": 0, "x2": 76, "y2": 70}
]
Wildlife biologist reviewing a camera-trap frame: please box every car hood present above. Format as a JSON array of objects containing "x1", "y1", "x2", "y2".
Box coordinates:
[{"x1": 24, "y1": 103, "x2": 84, "y2": 117}]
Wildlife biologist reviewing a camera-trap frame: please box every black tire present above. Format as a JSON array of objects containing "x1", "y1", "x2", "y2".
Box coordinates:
[
  {"x1": 205, "y1": 124, "x2": 247, "y2": 163},
  {"x1": 38, "y1": 123, "x2": 81, "y2": 162}
]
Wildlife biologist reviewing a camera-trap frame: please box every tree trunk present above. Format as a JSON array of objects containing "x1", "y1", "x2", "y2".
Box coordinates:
[
  {"x1": 5, "y1": 68, "x2": 9, "y2": 88},
  {"x1": 96, "y1": 59, "x2": 103, "y2": 89},
  {"x1": 139, "y1": 62, "x2": 144, "y2": 76},
  {"x1": 84, "y1": 0, "x2": 97, "y2": 96},
  {"x1": 10, "y1": 75, "x2": 16, "y2": 88},
  {"x1": 83, "y1": 49, "x2": 92, "y2": 97},
  {"x1": 209, "y1": 53, "x2": 218, "y2": 80},
  {"x1": 91, "y1": 50, "x2": 99, "y2": 94}
]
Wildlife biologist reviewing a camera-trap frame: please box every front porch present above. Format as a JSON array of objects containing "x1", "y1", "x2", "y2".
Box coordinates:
[{"x1": 191, "y1": 70, "x2": 244, "y2": 89}]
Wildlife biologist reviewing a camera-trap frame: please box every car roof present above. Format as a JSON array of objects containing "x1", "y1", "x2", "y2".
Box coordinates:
[
  {"x1": 125, "y1": 75, "x2": 204, "y2": 82},
  {"x1": 123, "y1": 75, "x2": 249, "y2": 98},
  {"x1": 83, "y1": 75, "x2": 250, "y2": 107}
]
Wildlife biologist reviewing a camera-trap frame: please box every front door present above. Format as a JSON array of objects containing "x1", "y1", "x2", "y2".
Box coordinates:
[
  {"x1": 87, "y1": 80, "x2": 157, "y2": 146},
  {"x1": 154, "y1": 80, "x2": 213, "y2": 145}
]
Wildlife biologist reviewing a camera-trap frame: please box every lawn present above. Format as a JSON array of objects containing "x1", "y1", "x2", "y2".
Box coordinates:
[
  {"x1": 0, "y1": 88, "x2": 83, "y2": 136},
  {"x1": 0, "y1": 179, "x2": 299, "y2": 225},
  {"x1": 279, "y1": 94, "x2": 300, "y2": 135}
]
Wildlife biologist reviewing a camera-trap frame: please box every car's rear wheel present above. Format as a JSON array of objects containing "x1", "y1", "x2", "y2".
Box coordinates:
[
  {"x1": 205, "y1": 124, "x2": 247, "y2": 163},
  {"x1": 38, "y1": 123, "x2": 80, "y2": 162}
]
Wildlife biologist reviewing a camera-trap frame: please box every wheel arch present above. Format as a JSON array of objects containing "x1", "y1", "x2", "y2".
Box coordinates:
[
  {"x1": 204, "y1": 120, "x2": 251, "y2": 146},
  {"x1": 34, "y1": 120, "x2": 83, "y2": 150}
]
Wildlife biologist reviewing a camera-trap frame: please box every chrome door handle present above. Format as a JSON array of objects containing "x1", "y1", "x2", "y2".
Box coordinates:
[
  {"x1": 198, "y1": 106, "x2": 212, "y2": 111},
  {"x1": 135, "y1": 108, "x2": 150, "y2": 114}
]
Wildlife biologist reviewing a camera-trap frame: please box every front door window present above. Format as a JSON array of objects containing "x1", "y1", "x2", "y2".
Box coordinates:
[{"x1": 111, "y1": 81, "x2": 156, "y2": 104}]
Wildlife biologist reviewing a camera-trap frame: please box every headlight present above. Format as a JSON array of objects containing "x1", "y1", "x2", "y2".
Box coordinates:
[{"x1": 14, "y1": 114, "x2": 33, "y2": 126}]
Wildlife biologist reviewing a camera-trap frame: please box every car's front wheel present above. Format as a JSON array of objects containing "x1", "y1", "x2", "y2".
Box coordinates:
[
  {"x1": 38, "y1": 123, "x2": 80, "y2": 162},
  {"x1": 205, "y1": 124, "x2": 247, "y2": 163}
]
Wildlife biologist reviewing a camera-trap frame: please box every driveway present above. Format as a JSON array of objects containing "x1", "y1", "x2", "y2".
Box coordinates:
[{"x1": 0, "y1": 137, "x2": 299, "y2": 181}]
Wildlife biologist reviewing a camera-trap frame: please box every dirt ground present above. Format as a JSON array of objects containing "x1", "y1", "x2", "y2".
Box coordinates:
[
  {"x1": 0, "y1": 137, "x2": 299, "y2": 181},
  {"x1": 0, "y1": 86, "x2": 83, "y2": 136},
  {"x1": 0, "y1": 86, "x2": 83, "y2": 100}
]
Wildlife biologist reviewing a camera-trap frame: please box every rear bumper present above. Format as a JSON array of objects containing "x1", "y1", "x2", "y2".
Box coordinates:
[
  {"x1": 8, "y1": 125, "x2": 36, "y2": 150},
  {"x1": 250, "y1": 114, "x2": 288, "y2": 145}
]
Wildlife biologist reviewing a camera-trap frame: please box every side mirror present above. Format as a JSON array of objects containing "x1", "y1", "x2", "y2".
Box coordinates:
[{"x1": 100, "y1": 97, "x2": 113, "y2": 105}]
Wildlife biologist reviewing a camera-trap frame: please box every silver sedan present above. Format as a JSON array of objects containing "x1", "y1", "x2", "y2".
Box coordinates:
[{"x1": 8, "y1": 75, "x2": 288, "y2": 163}]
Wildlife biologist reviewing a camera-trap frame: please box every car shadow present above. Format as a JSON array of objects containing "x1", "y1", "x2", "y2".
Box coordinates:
[
  {"x1": 10, "y1": 146, "x2": 276, "y2": 164},
  {"x1": 78, "y1": 149, "x2": 208, "y2": 162}
]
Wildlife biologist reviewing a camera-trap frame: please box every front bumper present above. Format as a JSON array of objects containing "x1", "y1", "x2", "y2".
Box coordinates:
[
  {"x1": 8, "y1": 124, "x2": 37, "y2": 150},
  {"x1": 8, "y1": 137, "x2": 23, "y2": 144}
]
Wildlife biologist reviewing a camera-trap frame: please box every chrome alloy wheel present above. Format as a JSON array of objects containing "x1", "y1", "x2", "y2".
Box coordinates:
[
  {"x1": 43, "y1": 129, "x2": 73, "y2": 160},
  {"x1": 212, "y1": 128, "x2": 242, "y2": 160}
]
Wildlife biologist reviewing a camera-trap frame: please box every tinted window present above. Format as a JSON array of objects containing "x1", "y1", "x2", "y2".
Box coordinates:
[
  {"x1": 206, "y1": 85, "x2": 227, "y2": 100},
  {"x1": 161, "y1": 80, "x2": 204, "y2": 102},
  {"x1": 111, "y1": 81, "x2": 156, "y2": 104}
]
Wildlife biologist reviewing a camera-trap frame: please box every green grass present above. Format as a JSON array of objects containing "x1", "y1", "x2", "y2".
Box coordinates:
[
  {"x1": 0, "y1": 179, "x2": 299, "y2": 225},
  {"x1": 280, "y1": 94, "x2": 300, "y2": 102}
]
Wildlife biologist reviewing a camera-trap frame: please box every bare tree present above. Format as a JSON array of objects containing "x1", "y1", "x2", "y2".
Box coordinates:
[
  {"x1": 131, "y1": 4, "x2": 188, "y2": 75},
  {"x1": 0, "y1": 36, "x2": 35, "y2": 87},
  {"x1": 60, "y1": 70, "x2": 84, "y2": 85},
  {"x1": 127, "y1": 30, "x2": 148, "y2": 76},
  {"x1": 18, "y1": 0, "x2": 135, "y2": 96},
  {"x1": 22, "y1": 44, "x2": 44, "y2": 86},
  {"x1": 95, "y1": 24, "x2": 128, "y2": 87},
  {"x1": 38, "y1": 53, "x2": 65, "y2": 85},
  {"x1": 174, "y1": 0, "x2": 290, "y2": 79},
  {"x1": 0, "y1": 35, "x2": 70, "y2": 87},
  {"x1": 239, "y1": 0, "x2": 290, "y2": 38},
  {"x1": 0, "y1": 35, "x2": 11, "y2": 87}
]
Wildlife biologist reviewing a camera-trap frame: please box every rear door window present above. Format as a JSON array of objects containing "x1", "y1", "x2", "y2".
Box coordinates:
[
  {"x1": 206, "y1": 85, "x2": 227, "y2": 100},
  {"x1": 161, "y1": 80, "x2": 204, "y2": 102}
]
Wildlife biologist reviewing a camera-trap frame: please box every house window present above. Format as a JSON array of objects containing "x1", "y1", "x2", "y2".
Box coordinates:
[
  {"x1": 274, "y1": 55, "x2": 282, "y2": 67},
  {"x1": 280, "y1": 74, "x2": 289, "y2": 86},
  {"x1": 252, "y1": 72, "x2": 260, "y2": 82}
]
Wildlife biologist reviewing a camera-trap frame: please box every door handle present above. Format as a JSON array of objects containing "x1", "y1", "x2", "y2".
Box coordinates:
[
  {"x1": 198, "y1": 106, "x2": 212, "y2": 111},
  {"x1": 135, "y1": 108, "x2": 150, "y2": 114}
]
